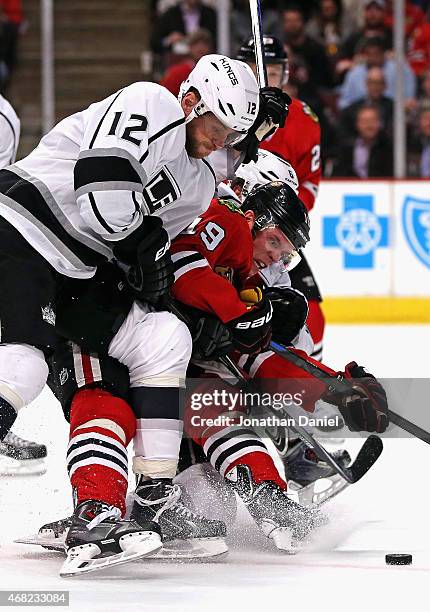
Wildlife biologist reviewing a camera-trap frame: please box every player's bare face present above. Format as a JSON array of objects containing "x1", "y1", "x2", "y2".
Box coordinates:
[
  {"x1": 186, "y1": 113, "x2": 241, "y2": 158},
  {"x1": 252, "y1": 226, "x2": 296, "y2": 271},
  {"x1": 248, "y1": 62, "x2": 283, "y2": 88}
]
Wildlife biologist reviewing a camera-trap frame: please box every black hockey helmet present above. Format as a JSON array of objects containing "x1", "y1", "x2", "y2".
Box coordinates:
[
  {"x1": 241, "y1": 181, "x2": 310, "y2": 251},
  {"x1": 237, "y1": 35, "x2": 289, "y2": 84}
]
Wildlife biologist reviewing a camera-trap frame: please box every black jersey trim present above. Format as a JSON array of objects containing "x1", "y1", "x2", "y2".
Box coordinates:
[
  {"x1": 74, "y1": 155, "x2": 143, "y2": 194},
  {"x1": 0, "y1": 169, "x2": 108, "y2": 267},
  {"x1": 0, "y1": 112, "x2": 17, "y2": 164},
  {"x1": 201, "y1": 158, "x2": 216, "y2": 184},
  {"x1": 88, "y1": 192, "x2": 115, "y2": 234},
  {"x1": 172, "y1": 251, "x2": 205, "y2": 273},
  {"x1": 139, "y1": 117, "x2": 186, "y2": 163},
  {"x1": 89, "y1": 89, "x2": 124, "y2": 149}
]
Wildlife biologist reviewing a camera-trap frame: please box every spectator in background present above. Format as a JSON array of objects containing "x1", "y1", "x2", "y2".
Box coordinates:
[
  {"x1": 338, "y1": 37, "x2": 416, "y2": 109},
  {"x1": 230, "y1": 0, "x2": 283, "y2": 56},
  {"x1": 337, "y1": 0, "x2": 392, "y2": 79},
  {"x1": 282, "y1": 5, "x2": 334, "y2": 91},
  {"x1": 150, "y1": 0, "x2": 216, "y2": 61},
  {"x1": 332, "y1": 103, "x2": 393, "y2": 177},
  {"x1": 416, "y1": 105, "x2": 430, "y2": 176},
  {"x1": 159, "y1": 28, "x2": 213, "y2": 96},
  {"x1": 338, "y1": 67, "x2": 393, "y2": 139},
  {"x1": 0, "y1": 0, "x2": 22, "y2": 83},
  {"x1": 306, "y1": 0, "x2": 353, "y2": 73},
  {"x1": 408, "y1": 103, "x2": 430, "y2": 176},
  {"x1": 407, "y1": 19, "x2": 430, "y2": 77},
  {"x1": 385, "y1": 0, "x2": 425, "y2": 40}
]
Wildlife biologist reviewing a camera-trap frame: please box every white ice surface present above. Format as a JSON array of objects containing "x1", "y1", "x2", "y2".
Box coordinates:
[{"x1": 1, "y1": 325, "x2": 430, "y2": 612}]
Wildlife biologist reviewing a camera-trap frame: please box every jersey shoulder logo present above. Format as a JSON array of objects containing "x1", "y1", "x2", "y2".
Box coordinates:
[
  {"x1": 301, "y1": 102, "x2": 319, "y2": 123},
  {"x1": 217, "y1": 198, "x2": 244, "y2": 215}
]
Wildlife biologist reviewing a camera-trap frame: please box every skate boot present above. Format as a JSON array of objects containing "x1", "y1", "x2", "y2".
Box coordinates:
[
  {"x1": 60, "y1": 500, "x2": 162, "y2": 577},
  {"x1": 15, "y1": 516, "x2": 72, "y2": 551},
  {"x1": 226, "y1": 464, "x2": 327, "y2": 553},
  {"x1": 130, "y1": 477, "x2": 228, "y2": 559},
  {"x1": 0, "y1": 431, "x2": 47, "y2": 475},
  {"x1": 284, "y1": 439, "x2": 351, "y2": 507}
]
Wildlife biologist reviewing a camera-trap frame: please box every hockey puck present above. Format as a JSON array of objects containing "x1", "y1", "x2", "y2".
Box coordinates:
[{"x1": 385, "y1": 554, "x2": 412, "y2": 565}]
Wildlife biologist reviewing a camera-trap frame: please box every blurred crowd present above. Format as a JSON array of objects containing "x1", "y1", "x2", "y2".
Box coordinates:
[
  {"x1": 150, "y1": 0, "x2": 430, "y2": 178},
  {"x1": 0, "y1": 0, "x2": 23, "y2": 92}
]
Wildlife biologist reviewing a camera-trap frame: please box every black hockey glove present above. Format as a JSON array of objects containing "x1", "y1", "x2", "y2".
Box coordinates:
[
  {"x1": 227, "y1": 298, "x2": 273, "y2": 354},
  {"x1": 326, "y1": 362, "x2": 389, "y2": 434},
  {"x1": 264, "y1": 287, "x2": 308, "y2": 346},
  {"x1": 234, "y1": 87, "x2": 291, "y2": 163},
  {"x1": 112, "y1": 216, "x2": 174, "y2": 305},
  {"x1": 170, "y1": 301, "x2": 232, "y2": 360},
  {"x1": 192, "y1": 315, "x2": 233, "y2": 360}
]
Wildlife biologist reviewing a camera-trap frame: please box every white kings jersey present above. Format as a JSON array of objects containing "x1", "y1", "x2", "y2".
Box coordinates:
[
  {"x1": 0, "y1": 82, "x2": 216, "y2": 278},
  {"x1": 0, "y1": 94, "x2": 20, "y2": 168}
]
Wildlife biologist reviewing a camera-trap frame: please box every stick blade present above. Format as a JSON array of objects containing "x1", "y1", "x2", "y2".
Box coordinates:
[{"x1": 347, "y1": 435, "x2": 383, "y2": 483}]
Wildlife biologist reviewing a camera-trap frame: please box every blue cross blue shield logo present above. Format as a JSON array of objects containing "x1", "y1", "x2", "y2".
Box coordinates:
[
  {"x1": 402, "y1": 196, "x2": 430, "y2": 269},
  {"x1": 323, "y1": 195, "x2": 389, "y2": 268}
]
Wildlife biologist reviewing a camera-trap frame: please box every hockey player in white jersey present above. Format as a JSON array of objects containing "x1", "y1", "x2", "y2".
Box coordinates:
[
  {"x1": 0, "y1": 55, "x2": 291, "y2": 573},
  {"x1": 0, "y1": 94, "x2": 47, "y2": 476}
]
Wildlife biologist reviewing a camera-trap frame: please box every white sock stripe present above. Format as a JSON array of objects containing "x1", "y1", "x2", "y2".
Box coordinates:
[
  {"x1": 73, "y1": 419, "x2": 127, "y2": 444},
  {"x1": 218, "y1": 447, "x2": 270, "y2": 477},
  {"x1": 206, "y1": 434, "x2": 263, "y2": 467},
  {"x1": 312, "y1": 340, "x2": 323, "y2": 351},
  {"x1": 66, "y1": 443, "x2": 128, "y2": 467},
  {"x1": 202, "y1": 425, "x2": 240, "y2": 452},
  {"x1": 68, "y1": 457, "x2": 128, "y2": 481},
  {"x1": 68, "y1": 430, "x2": 126, "y2": 452}
]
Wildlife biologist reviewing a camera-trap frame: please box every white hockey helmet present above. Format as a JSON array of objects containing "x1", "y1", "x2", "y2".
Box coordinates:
[
  {"x1": 235, "y1": 149, "x2": 299, "y2": 200},
  {"x1": 179, "y1": 54, "x2": 260, "y2": 145}
]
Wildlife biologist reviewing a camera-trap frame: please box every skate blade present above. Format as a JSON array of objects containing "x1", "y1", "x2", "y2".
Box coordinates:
[
  {"x1": 146, "y1": 537, "x2": 228, "y2": 560},
  {"x1": 15, "y1": 534, "x2": 66, "y2": 552},
  {"x1": 0, "y1": 458, "x2": 46, "y2": 476},
  {"x1": 288, "y1": 475, "x2": 349, "y2": 508},
  {"x1": 60, "y1": 532, "x2": 162, "y2": 577}
]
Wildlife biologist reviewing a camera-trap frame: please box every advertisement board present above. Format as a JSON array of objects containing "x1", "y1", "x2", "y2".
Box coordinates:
[{"x1": 306, "y1": 180, "x2": 429, "y2": 298}]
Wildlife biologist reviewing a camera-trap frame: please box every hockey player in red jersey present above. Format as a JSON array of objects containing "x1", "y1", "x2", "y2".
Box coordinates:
[
  {"x1": 237, "y1": 35, "x2": 325, "y2": 363},
  {"x1": 170, "y1": 182, "x2": 388, "y2": 549},
  {"x1": 19, "y1": 178, "x2": 388, "y2": 556}
]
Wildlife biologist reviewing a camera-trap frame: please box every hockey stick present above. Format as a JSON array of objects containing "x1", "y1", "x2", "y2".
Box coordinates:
[
  {"x1": 249, "y1": 0, "x2": 268, "y2": 88},
  {"x1": 218, "y1": 354, "x2": 383, "y2": 484},
  {"x1": 269, "y1": 341, "x2": 430, "y2": 445}
]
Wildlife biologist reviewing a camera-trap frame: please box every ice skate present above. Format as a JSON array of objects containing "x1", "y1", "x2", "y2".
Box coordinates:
[
  {"x1": 60, "y1": 500, "x2": 162, "y2": 577},
  {"x1": 227, "y1": 465, "x2": 327, "y2": 553},
  {"x1": 0, "y1": 431, "x2": 47, "y2": 475},
  {"x1": 284, "y1": 439, "x2": 351, "y2": 507},
  {"x1": 130, "y1": 477, "x2": 228, "y2": 559}
]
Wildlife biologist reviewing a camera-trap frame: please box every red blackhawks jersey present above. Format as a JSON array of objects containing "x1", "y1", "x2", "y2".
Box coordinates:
[
  {"x1": 171, "y1": 197, "x2": 253, "y2": 323},
  {"x1": 261, "y1": 97, "x2": 321, "y2": 211}
]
